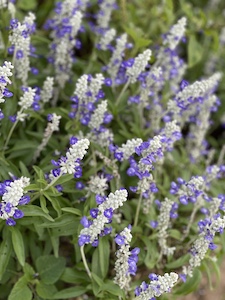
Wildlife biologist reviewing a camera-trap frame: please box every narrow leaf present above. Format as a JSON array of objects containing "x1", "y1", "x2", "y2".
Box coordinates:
[
  {"x1": 11, "y1": 227, "x2": 25, "y2": 266},
  {"x1": 22, "y1": 205, "x2": 54, "y2": 221},
  {"x1": 0, "y1": 235, "x2": 12, "y2": 280},
  {"x1": 52, "y1": 286, "x2": 87, "y2": 299}
]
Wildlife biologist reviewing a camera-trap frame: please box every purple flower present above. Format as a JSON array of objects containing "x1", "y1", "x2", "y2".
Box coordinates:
[
  {"x1": 70, "y1": 136, "x2": 78, "y2": 145},
  {"x1": 103, "y1": 227, "x2": 112, "y2": 235},
  {"x1": 179, "y1": 195, "x2": 188, "y2": 205},
  {"x1": 208, "y1": 242, "x2": 217, "y2": 250},
  {"x1": 180, "y1": 80, "x2": 189, "y2": 90},
  {"x1": 31, "y1": 67, "x2": 39, "y2": 75},
  {"x1": 92, "y1": 239, "x2": 99, "y2": 247},
  {"x1": 52, "y1": 168, "x2": 61, "y2": 177},
  {"x1": 115, "y1": 234, "x2": 125, "y2": 245},
  {"x1": 179, "y1": 273, "x2": 186, "y2": 282},
  {"x1": 104, "y1": 78, "x2": 112, "y2": 86},
  {"x1": 114, "y1": 151, "x2": 123, "y2": 161},
  {"x1": 104, "y1": 208, "x2": 113, "y2": 219},
  {"x1": 148, "y1": 273, "x2": 158, "y2": 281},
  {"x1": 18, "y1": 195, "x2": 30, "y2": 205},
  {"x1": 80, "y1": 216, "x2": 91, "y2": 228},
  {"x1": 0, "y1": 183, "x2": 6, "y2": 195},
  {"x1": 96, "y1": 194, "x2": 105, "y2": 205},
  {"x1": 78, "y1": 234, "x2": 91, "y2": 246},
  {"x1": 6, "y1": 218, "x2": 16, "y2": 226},
  {"x1": 55, "y1": 184, "x2": 63, "y2": 192},
  {"x1": 16, "y1": 50, "x2": 24, "y2": 59},
  {"x1": 3, "y1": 89, "x2": 13, "y2": 98},
  {"x1": 150, "y1": 220, "x2": 158, "y2": 228},
  {"x1": 9, "y1": 115, "x2": 17, "y2": 123},
  {"x1": 13, "y1": 209, "x2": 24, "y2": 219},
  {"x1": 90, "y1": 208, "x2": 99, "y2": 218},
  {"x1": 76, "y1": 181, "x2": 85, "y2": 190}
]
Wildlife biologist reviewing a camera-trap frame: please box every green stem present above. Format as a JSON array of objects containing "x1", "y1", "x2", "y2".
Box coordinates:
[
  {"x1": 3, "y1": 118, "x2": 19, "y2": 151},
  {"x1": 30, "y1": 174, "x2": 63, "y2": 203},
  {"x1": 181, "y1": 203, "x2": 200, "y2": 242},
  {"x1": 115, "y1": 78, "x2": 130, "y2": 106},
  {"x1": 80, "y1": 245, "x2": 92, "y2": 279},
  {"x1": 134, "y1": 193, "x2": 143, "y2": 227},
  {"x1": 42, "y1": 174, "x2": 62, "y2": 192}
]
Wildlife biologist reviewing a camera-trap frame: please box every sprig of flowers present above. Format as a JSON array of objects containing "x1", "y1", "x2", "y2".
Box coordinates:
[
  {"x1": 0, "y1": 176, "x2": 30, "y2": 226},
  {"x1": 135, "y1": 272, "x2": 179, "y2": 299},
  {"x1": 114, "y1": 225, "x2": 140, "y2": 293},
  {"x1": 78, "y1": 189, "x2": 128, "y2": 246}
]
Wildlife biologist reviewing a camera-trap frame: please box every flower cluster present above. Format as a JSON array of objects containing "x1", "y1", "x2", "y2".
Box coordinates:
[
  {"x1": 0, "y1": 177, "x2": 30, "y2": 226},
  {"x1": 135, "y1": 272, "x2": 179, "y2": 299},
  {"x1": 170, "y1": 176, "x2": 205, "y2": 205},
  {"x1": 78, "y1": 189, "x2": 128, "y2": 246},
  {"x1": 50, "y1": 138, "x2": 90, "y2": 178},
  {"x1": 0, "y1": 61, "x2": 14, "y2": 105},
  {"x1": 46, "y1": 1, "x2": 83, "y2": 88},
  {"x1": 96, "y1": 0, "x2": 117, "y2": 31},
  {"x1": 182, "y1": 215, "x2": 225, "y2": 278},
  {"x1": 155, "y1": 198, "x2": 178, "y2": 256},
  {"x1": 126, "y1": 49, "x2": 152, "y2": 84},
  {"x1": 114, "y1": 225, "x2": 140, "y2": 293},
  {"x1": 33, "y1": 113, "x2": 61, "y2": 162},
  {"x1": 40, "y1": 77, "x2": 54, "y2": 104},
  {"x1": 167, "y1": 72, "x2": 222, "y2": 125},
  {"x1": 127, "y1": 121, "x2": 181, "y2": 181},
  {"x1": 9, "y1": 12, "x2": 36, "y2": 85},
  {"x1": 70, "y1": 73, "x2": 105, "y2": 122}
]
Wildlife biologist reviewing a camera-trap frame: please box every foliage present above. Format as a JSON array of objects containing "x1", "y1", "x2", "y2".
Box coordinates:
[{"x1": 0, "y1": 0, "x2": 225, "y2": 299}]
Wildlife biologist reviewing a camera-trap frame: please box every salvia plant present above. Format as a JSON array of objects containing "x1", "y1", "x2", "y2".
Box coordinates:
[{"x1": 0, "y1": 0, "x2": 225, "y2": 299}]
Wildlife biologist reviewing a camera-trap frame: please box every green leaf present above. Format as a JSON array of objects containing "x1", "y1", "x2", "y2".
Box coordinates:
[
  {"x1": 19, "y1": 161, "x2": 30, "y2": 177},
  {"x1": 17, "y1": 0, "x2": 37, "y2": 10},
  {"x1": 0, "y1": 235, "x2": 12, "y2": 280},
  {"x1": 124, "y1": 26, "x2": 151, "y2": 51},
  {"x1": 61, "y1": 207, "x2": 82, "y2": 216},
  {"x1": 36, "y1": 282, "x2": 57, "y2": 299},
  {"x1": 39, "y1": 213, "x2": 76, "y2": 228},
  {"x1": 33, "y1": 165, "x2": 45, "y2": 180},
  {"x1": 8, "y1": 276, "x2": 32, "y2": 300},
  {"x1": 101, "y1": 281, "x2": 125, "y2": 297},
  {"x1": 36, "y1": 255, "x2": 66, "y2": 284},
  {"x1": 211, "y1": 259, "x2": 221, "y2": 284},
  {"x1": 24, "y1": 184, "x2": 40, "y2": 191},
  {"x1": 168, "y1": 229, "x2": 182, "y2": 240},
  {"x1": 174, "y1": 269, "x2": 202, "y2": 295},
  {"x1": 140, "y1": 236, "x2": 158, "y2": 269},
  {"x1": 60, "y1": 268, "x2": 90, "y2": 284},
  {"x1": 10, "y1": 227, "x2": 25, "y2": 266},
  {"x1": 166, "y1": 254, "x2": 190, "y2": 269},
  {"x1": 202, "y1": 260, "x2": 213, "y2": 290},
  {"x1": 40, "y1": 195, "x2": 49, "y2": 214},
  {"x1": 8, "y1": 141, "x2": 38, "y2": 152},
  {"x1": 23, "y1": 263, "x2": 35, "y2": 280},
  {"x1": 188, "y1": 35, "x2": 203, "y2": 67},
  {"x1": 91, "y1": 272, "x2": 104, "y2": 286},
  {"x1": 52, "y1": 286, "x2": 87, "y2": 299},
  {"x1": 92, "y1": 238, "x2": 109, "y2": 279},
  {"x1": 43, "y1": 192, "x2": 62, "y2": 216},
  {"x1": 91, "y1": 273, "x2": 104, "y2": 297},
  {"x1": 52, "y1": 174, "x2": 74, "y2": 185},
  {"x1": 50, "y1": 234, "x2": 59, "y2": 258},
  {"x1": 22, "y1": 205, "x2": 54, "y2": 222}
]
